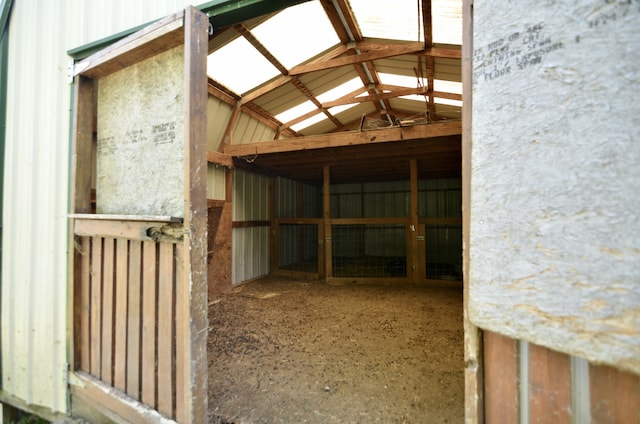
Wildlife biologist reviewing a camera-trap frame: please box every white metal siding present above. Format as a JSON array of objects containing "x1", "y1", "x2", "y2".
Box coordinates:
[
  {"x1": 233, "y1": 112, "x2": 275, "y2": 144},
  {"x1": 207, "y1": 96, "x2": 233, "y2": 150},
  {"x1": 207, "y1": 164, "x2": 227, "y2": 200},
  {"x1": 275, "y1": 177, "x2": 297, "y2": 218},
  {"x1": 2, "y1": 0, "x2": 196, "y2": 413},
  {"x1": 232, "y1": 170, "x2": 269, "y2": 284}
]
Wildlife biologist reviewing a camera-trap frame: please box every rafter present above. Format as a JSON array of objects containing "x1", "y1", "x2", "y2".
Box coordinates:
[
  {"x1": 223, "y1": 120, "x2": 462, "y2": 156},
  {"x1": 289, "y1": 42, "x2": 425, "y2": 75},
  {"x1": 234, "y1": 23, "x2": 288, "y2": 75}
]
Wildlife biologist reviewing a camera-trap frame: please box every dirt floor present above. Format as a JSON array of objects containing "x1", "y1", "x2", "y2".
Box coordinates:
[{"x1": 207, "y1": 276, "x2": 464, "y2": 424}]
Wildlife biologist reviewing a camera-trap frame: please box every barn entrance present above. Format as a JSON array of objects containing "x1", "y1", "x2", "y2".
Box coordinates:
[{"x1": 205, "y1": 1, "x2": 465, "y2": 421}]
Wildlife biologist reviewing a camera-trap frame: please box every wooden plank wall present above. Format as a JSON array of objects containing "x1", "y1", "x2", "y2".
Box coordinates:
[
  {"x1": 75, "y1": 229, "x2": 183, "y2": 420},
  {"x1": 484, "y1": 330, "x2": 640, "y2": 423}
]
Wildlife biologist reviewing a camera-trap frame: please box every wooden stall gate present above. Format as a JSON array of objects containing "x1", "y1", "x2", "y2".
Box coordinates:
[{"x1": 69, "y1": 8, "x2": 208, "y2": 423}]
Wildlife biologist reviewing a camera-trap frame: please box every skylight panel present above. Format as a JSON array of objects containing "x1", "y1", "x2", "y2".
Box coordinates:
[
  {"x1": 290, "y1": 113, "x2": 326, "y2": 132},
  {"x1": 350, "y1": 0, "x2": 421, "y2": 42},
  {"x1": 275, "y1": 100, "x2": 317, "y2": 125},
  {"x1": 399, "y1": 94, "x2": 429, "y2": 103},
  {"x1": 434, "y1": 79, "x2": 463, "y2": 94},
  {"x1": 207, "y1": 36, "x2": 280, "y2": 95},
  {"x1": 316, "y1": 78, "x2": 363, "y2": 104},
  {"x1": 252, "y1": 1, "x2": 340, "y2": 69},
  {"x1": 378, "y1": 73, "x2": 425, "y2": 90},
  {"x1": 434, "y1": 97, "x2": 463, "y2": 107},
  {"x1": 328, "y1": 104, "x2": 357, "y2": 116},
  {"x1": 432, "y1": 0, "x2": 462, "y2": 45}
]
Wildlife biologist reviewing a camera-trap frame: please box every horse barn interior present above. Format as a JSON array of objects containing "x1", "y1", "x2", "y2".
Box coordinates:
[
  {"x1": 205, "y1": 1, "x2": 464, "y2": 420},
  {"x1": 68, "y1": 1, "x2": 465, "y2": 422},
  {"x1": 205, "y1": 0, "x2": 463, "y2": 291}
]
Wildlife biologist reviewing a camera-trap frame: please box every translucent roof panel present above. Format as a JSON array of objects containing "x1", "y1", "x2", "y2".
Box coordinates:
[
  {"x1": 252, "y1": 1, "x2": 340, "y2": 69},
  {"x1": 350, "y1": 0, "x2": 422, "y2": 42},
  {"x1": 434, "y1": 97, "x2": 463, "y2": 107},
  {"x1": 291, "y1": 112, "x2": 326, "y2": 132},
  {"x1": 207, "y1": 36, "x2": 280, "y2": 95},
  {"x1": 432, "y1": 0, "x2": 462, "y2": 45},
  {"x1": 275, "y1": 100, "x2": 317, "y2": 125},
  {"x1": 434, "y1": 79, "x2": 463, "y2": 94},
  {"x1": 378, "y1": 73, "x2": 425, "y2": 90},
  {"x1": 316, "y1": 77, "x2": 363, "y2": 104}
]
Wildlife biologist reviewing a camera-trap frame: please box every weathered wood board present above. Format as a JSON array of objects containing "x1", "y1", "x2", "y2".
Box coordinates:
[
  {"x1": 469, "y1": 0, "x2": 640, "y2": 373},
  {"x1": 97, "y1": 46, "x2": 184, "y2": 217}
]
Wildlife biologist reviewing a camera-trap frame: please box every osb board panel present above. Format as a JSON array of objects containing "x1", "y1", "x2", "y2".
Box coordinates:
[
  {"x1": 469, "y1": 1, "x2": 640, "y2": 373},
  {"x1": 97, "y1": 46, "x2": 184, "y2": 217}
]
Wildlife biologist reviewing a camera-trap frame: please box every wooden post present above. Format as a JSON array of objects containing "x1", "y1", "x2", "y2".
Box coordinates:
[
  {"x1": 269, "y1": 177, "x2": 277, "y2": 273},
  {"x1": 176, "y1": 6, "x2": 208, "y2": 423},
  {"x1": 409, "y1": 159, "x2": 419, "y2": 283},
  {"x1": 462, "y1": 0, "x2": 484, "y2": 422},
  {"x1": 323, "y1": 166, "x2": 332, "y2": 279}
]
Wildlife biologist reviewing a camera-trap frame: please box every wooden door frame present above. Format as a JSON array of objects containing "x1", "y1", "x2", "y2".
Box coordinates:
[
  {"x1": 461, "y1": 0, "x2": 484, "y2": 422},
  {"x1": 69, "y1": 7, "x2": 208, "y2": 423}
]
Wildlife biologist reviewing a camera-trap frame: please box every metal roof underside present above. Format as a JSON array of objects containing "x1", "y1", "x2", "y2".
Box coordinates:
[{"x1": 207, "y1": 0, "x2": 462, "y2": 185}]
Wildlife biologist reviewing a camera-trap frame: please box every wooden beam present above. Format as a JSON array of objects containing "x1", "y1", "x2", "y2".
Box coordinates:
[
  {"x1": 72, "y1": 372, "x2": 174, "y2": 424},
  {"x1": 75, "y1": 12, "x2": 184, "y2": 78},
  {"x1": 422, "y1": 0, "x2": 433, "y2": 48},
  {"x1": 71, "y1": 75, "x2": 95, "y2": 214},
  {"x1": 223, "y1": 120, "x2": 462, "y2": 156},
  {"x1": 322, "y1": 86, "x2": 430, "y2": 109},
  {"x1": 235, "y1": 23, "x2": 287, "y2": 75},
  {"x1": 377, "y1": 84, "x2": 462, "y2": 100},
  {"x1": 289, "y1": 42, "x2": 425, "y2": 75},
  {"x1": 207, "y1": 150, "x2": 233, "y2": 168},
  {"x1": 241, "y1": 44, "x2": 349, "y2": 103}
]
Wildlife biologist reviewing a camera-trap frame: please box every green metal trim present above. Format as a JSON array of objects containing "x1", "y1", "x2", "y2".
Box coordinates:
[
  {"x1": 68, "y1": 0, "x2": 311, "y2": 60},
  {"x1": 200, "y1": 0, "x2": 310, "y2": 31},
  {"x1": 0, "y1": 0, "x2": 13, "y2": 392}
]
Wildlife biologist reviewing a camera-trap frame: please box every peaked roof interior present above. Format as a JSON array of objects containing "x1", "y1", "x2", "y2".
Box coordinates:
[{"x1": 206, "y1": 0, "x2": 462, "y2": 185}]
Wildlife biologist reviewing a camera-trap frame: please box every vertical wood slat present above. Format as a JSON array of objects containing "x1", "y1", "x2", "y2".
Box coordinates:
[
  {"x1": 157, "y1": 242, "x2": 175, "y2": 418},
  {"x1": 90, "y1": 236, "x2": 103, "y2": 377},
  {"x1": 113, "y1": 239, "x2": 129, "y2": 391},
  {"x1": 79, "y1": 236, "x2": 91, "y2": 371},
  {"x1": 483, "y1": 331, "x2": 519, "y2": 423},
  {"x1": 529, "y1": 342, "x2": 571, "y2": 424},
  {"x1": 126, "y1": 240, "x2": 142, "y2": 400},
  {"x1": 174, "y1": 244, "x2": 186, "y2": 423},
  {"x1": 590, "y1": 363, "x2": 640, "y2": 423},
  {"x1": 141, "y1": 240, "x2": 157, "y2": 408},
  {"x1": 101, "y1": 238, "x2": 116, "y2": 385}
]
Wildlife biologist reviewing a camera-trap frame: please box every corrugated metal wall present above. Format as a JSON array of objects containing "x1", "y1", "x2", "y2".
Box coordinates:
[
  {"x1": 207, "y1": 164, "x2": 226, "y2": 200},
  {"x1": 233, "y1": 112, "x2": 276, "y2": 144},
  {"x1": 2, "y1": 0, "x2": 198, "y2": 414},
  {"x1": 207, "y1": 96, "x2": 233, "y2": 150},
  {"x1": 232, "y1": 169, "x2": 269, "y2": 284}
]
